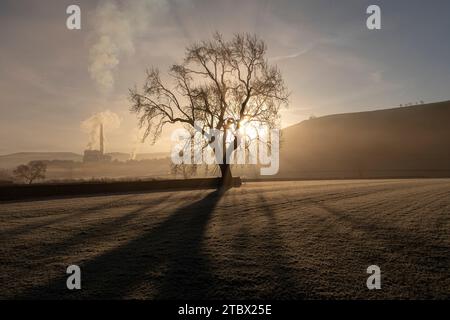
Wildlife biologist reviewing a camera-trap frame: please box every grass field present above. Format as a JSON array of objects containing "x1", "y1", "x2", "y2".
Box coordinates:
[{"x1": 1, "y1": 179, "x2": 449, "y2": 299}]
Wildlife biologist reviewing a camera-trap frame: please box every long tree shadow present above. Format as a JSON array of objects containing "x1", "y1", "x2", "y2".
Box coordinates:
[
  {"x1": 29, "y1": 193, "x2": 176, "y2": 259},
  {"x1": 1, "y1": 195, "x2": 138, "y2": 239},
  {"x1": 254, "y1": 193, "x2": 309, "y2": 299},
  {"x1": 224, "y1": 193, "x2": 309, "y2": 299},
  {"x1": 311, "y1": 198, "x2": 450, "y2": 298},
  {"x1": 16, "y1": 190, "x2": 222, "y2": 299}
]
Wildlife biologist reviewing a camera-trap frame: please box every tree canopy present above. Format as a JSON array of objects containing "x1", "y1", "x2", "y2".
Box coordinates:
[{"x1": 130, "y1": 33, "x2": 289, "y2": 184}]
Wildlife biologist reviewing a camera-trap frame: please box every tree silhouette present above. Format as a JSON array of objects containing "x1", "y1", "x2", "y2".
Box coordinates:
[
  {"x1": 130, "y1": 33, "x2": 289, "y2": 187},
  {"x1": 170, "y1": 125, "x2": 198, "y2": 179},
  {"x1": 13, "y1": 161, "x2": 47, "y2": 184}
]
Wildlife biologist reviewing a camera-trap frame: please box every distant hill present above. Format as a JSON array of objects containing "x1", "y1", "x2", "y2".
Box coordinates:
[
  {"x1": 134, "y1": 152, "x2": 169, "y2": 160},
  {"x1": 278, "y1": 100, "x2": 450, "y2": 179},
  {"x1": 105, "y1": 152, "x2": 169, "y2": 162},
  {"x1": 0, "y1": 152, "x2": 82, "y2": 169},
  {"x1": 105, "y1": 152, "x2": 132, "y2": 162},
  {"x1": 0, "y1": 151, "x2": 170, "y2": 169}
]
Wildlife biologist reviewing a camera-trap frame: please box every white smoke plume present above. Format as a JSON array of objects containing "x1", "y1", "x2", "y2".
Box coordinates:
[
  {"x1": 129, "y1": 127, "x2": 147, "y2": 160},
  {"x1": 88, "y1": 0, "x2": 170, "y2": 95},
  {"x1": 81, "y1": 110, "x2": 121, "y2": 150},
  {"x1": 88, "y1": 1, "x2": 135, "y2": 95}
]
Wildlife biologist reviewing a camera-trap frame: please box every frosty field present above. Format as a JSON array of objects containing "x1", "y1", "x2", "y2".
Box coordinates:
[{"x1": 1, "y1": 179, "x2": 449, "y2": 299}]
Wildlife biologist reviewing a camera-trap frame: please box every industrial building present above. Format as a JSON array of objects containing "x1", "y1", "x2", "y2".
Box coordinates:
[{"x1": 83, "y1": 124, "x2": 112, "y2": 163}]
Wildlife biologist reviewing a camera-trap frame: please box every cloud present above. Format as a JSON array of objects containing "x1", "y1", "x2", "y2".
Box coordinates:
[
  {"x1": 268, "y1": 36, "x2": 343, "y2": 62},
  {"x1": 269, "y1": 43, "x2": 316, "y2": 62}
]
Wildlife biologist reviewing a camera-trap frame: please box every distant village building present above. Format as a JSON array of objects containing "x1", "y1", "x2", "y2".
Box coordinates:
[{"x1": 83, "y1": 124, "x2": 112, "y2": 163}]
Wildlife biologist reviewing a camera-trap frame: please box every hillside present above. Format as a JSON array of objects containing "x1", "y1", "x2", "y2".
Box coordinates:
[
  {"x1": 107, "y1": 152, "x2": 170, "y2": 162},
  {"x1": 278, "y1": 100, "x2": 450, "y2": 179},
  {"x1": 0, "y1": 152, "x2": 170, "y2": 169},
  {"x1": 0, "y1": 152, "x2": 82, "y2": 169}
]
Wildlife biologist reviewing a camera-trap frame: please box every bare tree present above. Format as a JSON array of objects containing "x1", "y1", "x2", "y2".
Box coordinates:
[
  {"x1": 170, "y1": 163, "x2": 198, "y2": 179},
  {"x1": 170, "y1": 124, "x2": 198, "y2": 179},
  {"x1": 130, "y1": 33, "x2": 289, "y2": 187},
  {"x1": 13, "y1": 161, "x2": 47, "y2": 184}
]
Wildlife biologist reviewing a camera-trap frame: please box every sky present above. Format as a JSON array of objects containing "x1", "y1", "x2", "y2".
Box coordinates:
[{"x1": 1, "y1": 0, "x2": 449, "y2": 155}]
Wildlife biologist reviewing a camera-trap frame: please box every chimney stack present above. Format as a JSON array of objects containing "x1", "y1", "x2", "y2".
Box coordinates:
[{"x1": 99, "y1": 123, "x2": 104, "y2": 154}]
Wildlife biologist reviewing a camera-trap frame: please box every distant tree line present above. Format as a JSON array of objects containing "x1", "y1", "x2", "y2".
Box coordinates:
[{"x1": 399, "y1": 100, "x2": 425, "y2": 107}]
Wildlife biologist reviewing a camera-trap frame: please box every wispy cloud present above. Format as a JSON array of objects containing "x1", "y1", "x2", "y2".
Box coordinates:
[{"x1": 269, "y1": 46, "x2": 314, "y2": 62}]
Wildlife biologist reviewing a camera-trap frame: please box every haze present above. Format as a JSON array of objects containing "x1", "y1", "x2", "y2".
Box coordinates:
[{"x1": 1, "y1": 0, "x2": 450, "y2": 154}]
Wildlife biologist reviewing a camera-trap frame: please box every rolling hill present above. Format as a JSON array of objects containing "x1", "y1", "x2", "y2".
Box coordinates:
[
  {"x1": 278, "y1": 100, "x2": 450, "y2": 179},
  {"x1": 0, "y1": 152, "x2": 82, "y2": 169},
  {"x1": 0, "y1": 152, "x2": 170, "y2": 169}
]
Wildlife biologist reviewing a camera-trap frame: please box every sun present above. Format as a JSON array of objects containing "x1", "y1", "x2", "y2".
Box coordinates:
[{"x1": 239, "y1": 120, "x2": 266, "y2": 141}]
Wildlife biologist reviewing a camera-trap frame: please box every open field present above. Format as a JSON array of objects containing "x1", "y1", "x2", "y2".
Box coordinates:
[{"x1": 1, "y1": 179, "x2": 449, "y2": 299}]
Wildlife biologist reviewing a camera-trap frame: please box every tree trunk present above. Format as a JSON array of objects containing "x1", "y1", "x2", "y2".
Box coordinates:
[
  {"x1": 219, "y1": 125, "x2": 233, "y2": 189},
  {"x1": 219, "y1": 164, "x2": 233, "y2": 189}
]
